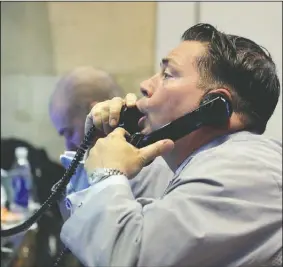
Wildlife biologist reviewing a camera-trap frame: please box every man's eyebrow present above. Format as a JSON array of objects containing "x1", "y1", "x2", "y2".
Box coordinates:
[
  {"x1": 58, "y1": 129, "x2": 65, "y2": 136},
  {"x1": 161, "y1": 58, "x2": 169, "y2": 67},
  {"x1": 160, "y1": 58, "x2": 179, "y2": 69}
]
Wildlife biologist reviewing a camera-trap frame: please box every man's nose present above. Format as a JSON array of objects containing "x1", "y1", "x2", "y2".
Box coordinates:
[{"x1": 140, "y1": 75, "x2": 157, "y2": 97}]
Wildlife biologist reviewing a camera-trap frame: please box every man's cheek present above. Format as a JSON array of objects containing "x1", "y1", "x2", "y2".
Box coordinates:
[{"x1": 146, "y1": 94, "x2": 167, "y2": 112}]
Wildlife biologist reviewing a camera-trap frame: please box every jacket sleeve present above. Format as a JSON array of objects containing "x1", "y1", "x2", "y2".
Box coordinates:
[{"x1": 57, "y1": 155, "x2": 172, "y2": 222}]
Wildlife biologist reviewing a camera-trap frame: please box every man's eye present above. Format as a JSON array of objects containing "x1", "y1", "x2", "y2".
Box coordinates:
[{"x1": 163, "y1": 72, "x2": 173, "y2": 80}]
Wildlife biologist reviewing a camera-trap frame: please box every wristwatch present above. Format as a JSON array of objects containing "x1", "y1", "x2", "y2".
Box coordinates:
[{"x1": 88, "y1": 168, "x2": 125, "y2": 185}]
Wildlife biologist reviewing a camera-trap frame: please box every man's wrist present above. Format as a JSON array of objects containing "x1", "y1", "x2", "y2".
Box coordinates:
[{"x1": 88, "y1": 168, "x2": 125, "y2": 185}]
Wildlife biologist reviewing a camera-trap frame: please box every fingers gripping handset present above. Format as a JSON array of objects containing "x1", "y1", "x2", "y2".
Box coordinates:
[{"x1": 85, "y1": 94, "x2": 140, "y2": 135}]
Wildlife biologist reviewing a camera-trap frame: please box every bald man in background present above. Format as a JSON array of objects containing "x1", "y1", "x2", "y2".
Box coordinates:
[
  {"x1": 49, "y1": 66, "x2": 173, "y2": 200},
  {"x1": 49, "y1": 67, "x2": 122, "y2": 151}
]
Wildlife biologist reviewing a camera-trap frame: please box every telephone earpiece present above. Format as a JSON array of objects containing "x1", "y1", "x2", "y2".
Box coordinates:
[{"x1": 199, "y1": 92, "x2": 233, "y2": 126}]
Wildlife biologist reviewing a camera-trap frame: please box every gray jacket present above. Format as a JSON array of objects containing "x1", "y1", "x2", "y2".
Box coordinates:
[{"x1": 60, "y1": 131, "x2": 282, "y2": 267}]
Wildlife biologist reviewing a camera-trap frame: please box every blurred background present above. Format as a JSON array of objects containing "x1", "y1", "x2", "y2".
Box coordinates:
[{"x1": 1, "y1": 2, "x2": 282, "y2": 267}]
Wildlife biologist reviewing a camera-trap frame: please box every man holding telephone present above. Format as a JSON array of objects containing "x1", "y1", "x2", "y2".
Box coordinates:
[{"x1": 60, "y1": 24, "x2": 282, "y2": 266}]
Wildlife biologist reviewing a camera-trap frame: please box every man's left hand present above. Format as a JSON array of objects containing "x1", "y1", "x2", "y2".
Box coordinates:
[{"x1": 84, "y1": 128, "x2": 174, "y2": 179}]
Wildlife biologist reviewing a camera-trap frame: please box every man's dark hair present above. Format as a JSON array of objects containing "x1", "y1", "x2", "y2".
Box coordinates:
[{"x1": 182, "y1": 23, "x2": 280, "y2": 134}]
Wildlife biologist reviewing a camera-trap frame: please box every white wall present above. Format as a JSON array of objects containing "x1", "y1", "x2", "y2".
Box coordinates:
[
  {"x1": 155, "y1": 2, "x2": 282, "y2": 140},
  {"x1": 155, "y1": 2, "x2": 198, "y2": 71},
  {"x1": 1, "y1": 75, "x2": 64, "y2": 159}
]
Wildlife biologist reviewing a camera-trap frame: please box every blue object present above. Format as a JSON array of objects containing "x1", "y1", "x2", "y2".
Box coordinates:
[{"x1": 12, "y1": 174, "x2": 29, "y2": 207}]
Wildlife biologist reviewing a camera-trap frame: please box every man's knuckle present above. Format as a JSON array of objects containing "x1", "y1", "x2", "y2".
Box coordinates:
[
  {"x1": 108, "y1": 131, "x2": 116, "y2": 137},
  {"x1": 95, "y1": 138, "x2": 104, "y2": 145},
  {"x1": 110, "y1": 109, "x2": 120, "y2": 117},
  {"x1": 112, "y1": 97, "x2": 123, "y2": 102},
  {"x1": 93, "y1": 110, "x2": 101, "y2": 118},
  {"x1": 101, "y1": 112, "x2": 110, "y2": 123},
  {"x1": 140, "y1": 157, "x2": 147, "y2": 168},
  {"x1": 155, "y1": 145, "x2": 161, "y2": 155},
  {"x1": 101, "y1": 103, "x2": 110, "y2": 112},
  {"x1": 126, "y1": 93, "x2": 136, "y2": 98}
]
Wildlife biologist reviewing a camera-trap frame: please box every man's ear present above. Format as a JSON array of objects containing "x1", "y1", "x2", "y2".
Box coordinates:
[{"x1": 90, "y1": 101, "x2": 98, "y2": 109}]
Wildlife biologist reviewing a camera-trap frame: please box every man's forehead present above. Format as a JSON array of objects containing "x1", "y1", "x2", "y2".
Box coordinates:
[{"x1": 164, "y1": 41, "x2": 206, "y2": 66}]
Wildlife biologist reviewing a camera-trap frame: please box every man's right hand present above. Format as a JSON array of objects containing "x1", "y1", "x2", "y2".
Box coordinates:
[{"x1": 85, "y1": 93, "x2": 138, "y2": 135}]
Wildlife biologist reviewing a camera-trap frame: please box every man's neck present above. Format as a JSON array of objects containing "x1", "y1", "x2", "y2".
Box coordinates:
[{"x1": 163, "y1": 127, "x2": 230, "y2": 172}]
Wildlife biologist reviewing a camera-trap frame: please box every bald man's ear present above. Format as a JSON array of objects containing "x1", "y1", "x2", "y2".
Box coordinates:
[{"x1": 90, "y1": 101, "x2": 98, "y2": 109}]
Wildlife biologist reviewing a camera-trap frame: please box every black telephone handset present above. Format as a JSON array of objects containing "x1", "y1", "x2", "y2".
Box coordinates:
[
  {"x1": 124, "y1": 93, "x2": 232, "y2": 148},
  {"x1": 118, "y1": 105, "x2": 144, "y2": 135},
  {"x1": 0, "y1": 93, "x2": 232, "y2": 239}
]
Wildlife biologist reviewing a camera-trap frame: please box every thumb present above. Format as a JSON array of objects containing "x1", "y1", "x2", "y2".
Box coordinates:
[{"x1": 139, "y1": 139, "x2": 174, "y2": 165}]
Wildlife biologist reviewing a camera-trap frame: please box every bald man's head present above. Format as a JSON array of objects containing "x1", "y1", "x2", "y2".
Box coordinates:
[{"x1": 49, "y1": 66, "x2": 123, "y2": 150}]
